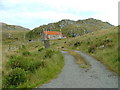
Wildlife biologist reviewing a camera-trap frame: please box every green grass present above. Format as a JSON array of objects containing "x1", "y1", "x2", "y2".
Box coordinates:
[
  {"x1": 2, "y1": 30, "x2": 64, "y2": 88},
  {"x1": 2, "y1": 30, "x2": 29, "y2": 43},
  {"x1": 29, "y1": 18, "x2": 113, "y2": 39},
  {"x1": 50, "y1": 26, "x2": 119, "y2": 75},
  {"x1": 67, "y1": 50, "x2": 89, "y2": 68},
  {"x1": 2, "y1": 48, "x2": 64, "y2": 88},
  {"x1": 2, "y1": 25, "x2": 119, "y2": 89},
  {"x1": 18, "y1": 51, "x2": 64, "y2": 88},
  {"x1": 63, "y1": 27, "x2": 119, "y2": 75}
]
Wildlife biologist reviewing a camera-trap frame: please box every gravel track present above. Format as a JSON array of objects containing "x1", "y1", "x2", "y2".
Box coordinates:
[{"x1": 38, "y1": 51, "x2": 118, "y2": 88}]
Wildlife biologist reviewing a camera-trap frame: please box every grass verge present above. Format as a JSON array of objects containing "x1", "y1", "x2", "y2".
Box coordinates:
[
  {"x1": 2, "y1": 48, "x2": 64, "y2": 88},
  {"x1": 68, "y1": 50, "x2": 89, "y2": 68},
  {"x1": 63, "y1": 27, "x2": 119, "y2": 75}
]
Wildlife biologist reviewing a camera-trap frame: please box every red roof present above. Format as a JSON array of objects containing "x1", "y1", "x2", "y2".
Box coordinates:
[{"x1": 44, "y1": 31, "x2": 62, "y2": 35}]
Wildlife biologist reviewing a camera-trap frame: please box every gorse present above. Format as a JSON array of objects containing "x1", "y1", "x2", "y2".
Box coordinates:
[{"x1": 3, "y1": 48, "x2": 64, "y2": 88}]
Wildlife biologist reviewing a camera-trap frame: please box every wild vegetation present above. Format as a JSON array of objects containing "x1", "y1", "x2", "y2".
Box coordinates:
[
  {"x1": 2, "y1": 47, "x2": 64, "y2": 88},
  {"x1": 2, "y1": 29, "x2": 64, "y2": 88},
  {"x1": 68, "y1": 50, "x2": 89, "y2": 68},
  {"x1": 26, "y1": 18, "x2": 114, "y2": 39},
  {"x1": 38, "y1": 25, "x2": 119, "y2": 74},
  {"x1": 57, "y1": 26, "x2": 119, "y2": 74},
  {"x1": 2, "y1": 19, "x2": 119, "y2": 88},
  {"x1": 2, "y1": 23, "x2": 30, "y2": 31}
]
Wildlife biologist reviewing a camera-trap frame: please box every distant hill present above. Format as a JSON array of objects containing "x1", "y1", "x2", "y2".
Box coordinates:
[
  {"x1": 26, "y1": 18, "x2": 114, "y2": 39},
  {"x1": 1, "y1": 22, "x2": 30, "y2": 42},
  {"x1": 1, "y1": 22, "x2": 30, "y2": 31}
]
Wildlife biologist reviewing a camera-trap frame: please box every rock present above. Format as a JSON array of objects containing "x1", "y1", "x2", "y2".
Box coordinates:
[
  {"x1": 88, "y1": 47, "x2": 95, "y2": 53},
  {"x1": 99, "y1": 45, "x2": 105, "y2": 49}
]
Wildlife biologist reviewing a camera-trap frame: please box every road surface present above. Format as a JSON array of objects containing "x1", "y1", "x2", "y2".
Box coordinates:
[{"x1": 38, "y1": 51, "x2": 118, "y2": 88}]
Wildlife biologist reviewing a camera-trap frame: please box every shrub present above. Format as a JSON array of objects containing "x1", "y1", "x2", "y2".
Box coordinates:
[
  {"x1": 43, "y1": 49, "x2": 55, "y2": 59},
  {"x1": 22, "y1": 44, "x2": 26, "y2": 49},
  {"x1": 8, "y1": 55, "x2": 43, "y2": 72},
  {"x1": 27, "y1": 60, "x2": 43, "y2": 72},
  {"x1": 22, "y1": 51, "x2": 31, "y2": 56},
  {"x1": 40, "y1": 60, "x2": 48, "y2": 67},
  {"x1": 87, "y1": 41, "x2": 90, "y2": 45},
  {"x1": 88, "y1": 47, "x2": 95, "y2": 53},
  {"x1": 8, "y1": 55, "x2": 23, "y2": 69},
  {"x1": 5, "y1": 68, "x2": 27, "y2": 86},
  {"x1": 38, "y1": 48, "x2": 44, "y2": 52},
  {"x1": 74, "y1": 42, "x2": 81, "y2": 47}
]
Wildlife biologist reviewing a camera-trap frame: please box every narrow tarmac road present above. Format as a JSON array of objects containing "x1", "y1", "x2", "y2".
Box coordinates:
[{"x1": 38, "y1": 51, "x2": 118, "y2": 88}]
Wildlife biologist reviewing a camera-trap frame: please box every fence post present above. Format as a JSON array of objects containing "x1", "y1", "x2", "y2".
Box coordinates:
[{"x1": 8, "y1": 44, "x2": 11, "y2": 51}]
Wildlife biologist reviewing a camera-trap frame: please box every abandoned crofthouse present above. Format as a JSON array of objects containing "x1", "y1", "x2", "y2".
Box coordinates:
[{"x1": 42, "y1": 31, "x2": 66, "y2": 40}]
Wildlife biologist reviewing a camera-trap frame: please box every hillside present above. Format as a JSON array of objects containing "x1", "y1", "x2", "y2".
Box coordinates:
[
  {"x1": 1, "y1": 21, "x2": 119, "y2": 88},
  {"x1": 26, "y1": 18, "x2": 114, "y2": 39},
  {"x1": 1, "y1": 22, "x2": 30, "y2": 31},
  {"x1": 2, "y1": 23, "x2": 64, "y2": 88},
  {"x1": 2, "y1": 23, "x2": 30, "y2": 43},
  {"x1": 55, "y1": 26, "x2": 118, "y2": 74}
]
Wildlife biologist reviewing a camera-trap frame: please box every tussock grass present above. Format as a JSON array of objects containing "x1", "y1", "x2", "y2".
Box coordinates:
[
  {"x1": 68, "y1": 50, "x2": 89, "y2": 68},
  {"x1": 2, "y1": 28, "x2": 65, "y2": 88},
  {"x1": 2, "y1": 48, "x2": 64, "y2": 88},
  {"x1": 43, "y1": 27, "x2": 119, "y2": 75},
  {"x1": 50, "y1": 26, "x2": 119, "y2": 74},
  {"x1": 65, "y1": 27, "x2": 119, "y2": 75},
  {"x1": 17, "y1": 50, "x2": 64, "y2": 88}
]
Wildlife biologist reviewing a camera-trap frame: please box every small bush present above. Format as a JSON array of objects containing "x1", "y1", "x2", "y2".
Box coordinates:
[
  {"x1": 74, "y1": 42, "x2": 81, "y2": 47},
  {"x1": 8, "y1": 55, "x2": 43, "y2": 72},
  {"x1": 87, "y1": 41, "x2": 90, "y2": 45},
  {"x1": 22, "y1": 45, "x2": 26, "y2": 49},
  {"x1": 35, "y1": 45, "x2": 39, "y2": 48},
  {"x1": 40, "y1": 60, "x2": 48, "y2": 67},
  {"x1": 38, "y1": 48, "x2": 44, "y2": 52},
  {"x1": 5, "y1": 68, "x2": 27, "y2": 86},
  {"x1": 43, "y1": 49, "x2": 55, "y2": 58},
  {"x1": 88, "y1": 47, "x2": 95, "y2": 53},
  {"x1": 22, "y1": 51, "x2": 31, "y2": 56},
  {"x1": 27, "y1": 60, "x2": 43, "y2": 72},
  {"x1": 8, "y1": 55, "x2": 23, "y2": 69}
]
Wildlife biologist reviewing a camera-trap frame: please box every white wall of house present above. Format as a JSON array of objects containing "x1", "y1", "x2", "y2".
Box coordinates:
[{"x1": 48, "y1": 35, "x2": 62, "y2": 39}]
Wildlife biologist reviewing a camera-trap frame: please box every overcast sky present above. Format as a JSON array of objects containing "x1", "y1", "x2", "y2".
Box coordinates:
[{"x1": 0, "y1": 0, "x2": 119, "y2": 29}]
